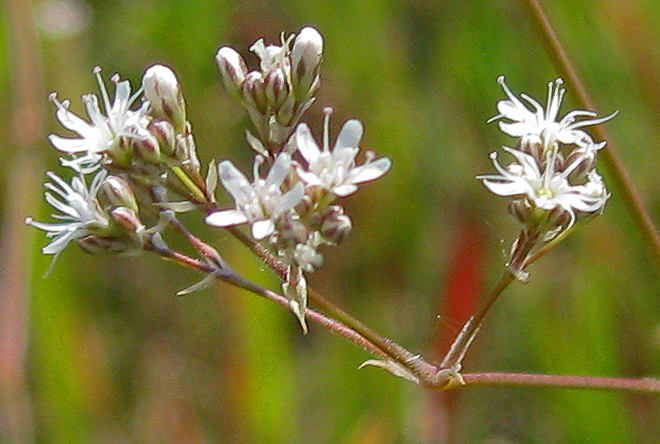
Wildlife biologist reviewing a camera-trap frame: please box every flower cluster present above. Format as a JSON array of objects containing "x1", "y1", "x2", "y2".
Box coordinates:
[
  {"x1": 27, "y1": 26, "x2": 391, "y2": 332},
  {"x1": 27, "y1": 63, "x2": 202, "y2": 265},
  {"x1": 215, "y1": 26, "x2": 323, "y2": 150},
  {"x1": 205, "y1": 28, "x2": 391, "y2": 330},
  {"x1": 205, "y1": 105, "x2": 391, "y2": 330},
  {"x1": 478, "y1": 76, "x2": 614, "y2": 280}
]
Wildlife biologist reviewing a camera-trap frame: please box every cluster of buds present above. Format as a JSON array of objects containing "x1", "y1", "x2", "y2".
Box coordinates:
[
  {"x1": 27, "y1": 26, "x2": 391, "y2": 332},
  {"x1": 478, "y1": 76, "x2": 615, "y2": 281},
  {"x1": 26, "y1": 64, "x2": 211, "y2": 265},
  {"x1": 215, "y1": 26, "x2": 323, "y2": 150},
  {"x1": 25, "y1": 169, "x2": 161, "y2": 269},
  {"x1": 47, "y1": 64, "x2": 211, "y2": 208},
  {"x1": 206, "y1": 28, "x2": 391, "y2": 330}
]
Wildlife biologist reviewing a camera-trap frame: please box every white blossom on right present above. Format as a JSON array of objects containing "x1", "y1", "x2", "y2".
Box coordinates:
[
  {"x1": 488, "y1": 76, "x2": 616, "y2": 151},
  {"x1": 479, "y1": 76, "x2": 615, "y2": 279}
]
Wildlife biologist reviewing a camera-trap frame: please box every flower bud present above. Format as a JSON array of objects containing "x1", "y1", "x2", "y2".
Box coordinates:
[
  {"x1": 321, "y1": 211, "x2": 352, "y2": 245},
  {"x1": 291, "y1": 26, "x2": 323, "y2": 100},
  {"x1": 132, "y1": 128, "x2": 161, "y2": 163},
  {"x1": 275, "y1": 97, "x2": 296, "y2": 127},
  {"x1": 149, "y1": 119, "x2": 177, "y2": 156},
  {"x1": 174, "y1": 132, "x2": 201, "y2": 172},
  {"x1": 508, "y1": 199, "x2": 532, "y2": 224},
  {"x1": 544, "y1": 207, "x2": 572, "y2": 240},
  {"x1": 265, "y1": 69, "x2": 289, "y2": 111},
  {"x1": 517, "y1": 133, "x2": 543, "y2": 160},
  {"x1": 101, "y1": 176, "x2": 139, "y2": 213},
  {"x1": 293, "y1": 243, "x2": 323, "y2": 271},
  {"x1": 110, "y1": 207, "x2": 144, "y2": 234},
  {"x1": 242, "y1": 71, "x2": 268, "y2": 114},
  {"x1": 215, "y1": 46, "x2": 248, "y2": 97},
  {"x1": 278, "y1": 218, "x2": 309, "y2": 245},
  {"x1": 142, "y1": 64, "x2": 187, "y2": 132}
]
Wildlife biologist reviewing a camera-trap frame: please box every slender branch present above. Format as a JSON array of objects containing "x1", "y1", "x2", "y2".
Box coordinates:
[
  {"x1": 156, "y1": 224, "x2": 660, "y2": 395},
  {"x1": 522, "y1": 0, "x2": 660, "y2": 268},
  {"x1": 462, "y1": 372, "x2": 660, "y2": 394},
  {"x1": 226, "y1": 226, "x2": 442, "y2": 380},
  {"x1": 148, "y1": 238, "x2": 391, "y2": 360},
  {"x1": 439, "y1": 270, "x2": 515, "y2": 369}
]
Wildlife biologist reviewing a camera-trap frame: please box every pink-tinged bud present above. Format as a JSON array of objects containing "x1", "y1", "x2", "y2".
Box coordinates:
[
  {"x1": 242, "y1": 71, "x2": 267, "y2": 114},
  {"x1": 278, "y1": 218, "x2": 309, "y2": 245},
  {"x1": 142, "y1": 64, "x2": 187, "y2": 132},
  {"x1": 215, "y1": 46, "x2": 248, "y2": 97},
  {"x1": 132, "y1": 129, "x2": 161, "y2": 163},
  {"x1": 110, "y1": 207, "x2": 144, "y2": 233},
  {"x1": 291, "y1": 26, "x2": 323, "y2": 99},
  {"x1": 517, "y1": 134, "x2": 543, "y2": 160},
  {"x1": 149, "y1": 119, "x2": 177, "y2": 156},
  {"x1": 321, "y1": 209, "x2": 352, "y2": 245},
  {"x1": 275, "y1": 96, "x2": 296, "y2": 127},
  {"x1": 546, "y1": 206, "x2": 572, "y2": 233},
  {"x1": 265, "y1": 69, "x2": 289, "y2": 110},
  {"x1": 102, "y1": 176, "x2": 138, "y2": 213}
]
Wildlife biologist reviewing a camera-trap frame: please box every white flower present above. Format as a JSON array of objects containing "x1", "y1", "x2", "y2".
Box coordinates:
[
  {"x1": 489, "y1": 76, "x2": 615, "y2": 150},
  {"x1": 204, "y1": 152, "x2": 304, "y2": 240},
  {"x1": 250, "y1": 34, "x2": 293, "y2": 75},
  {"x1": 25, "y1": 170, "x2": 109, "y2": 258},
  {"x1": 294, "y1": 115, "x2": 392, "y2": 197},
  {"x1": 48, "y1": 66, "x2": 150, "y2": 171},
  {"x1": 478, "y1": 146, "x2": 609, "y2": 228}
]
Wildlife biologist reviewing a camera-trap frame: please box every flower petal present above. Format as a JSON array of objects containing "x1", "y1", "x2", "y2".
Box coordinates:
[{"x1": 204, "y1": 209, "x2": 249, "y2": 228}]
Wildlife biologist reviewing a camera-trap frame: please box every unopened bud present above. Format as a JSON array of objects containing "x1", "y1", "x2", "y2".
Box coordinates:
[
  {"x1": 174, "y1": 132, "x2": 201, "y2": 171},
  {"x1": 321, "y1": 211, "x2": 352, "y2": 245},
  {"x1": 265, "y1": 69, "x2": 289, "y2": 110},
  {"x1": 110, "y1": 207, "x2": 144, "y2": 233},
  {"x1": 149, "y1": 120, "x2": 177, "y2": 156},
  {"x1": 142, "y1": 64, "x2": 187, "y2": 132},
  {"x1": 132, "y1": 128, "x2": 161, "y2": 163},
  {"x1": 278, "y1": 218, "x2": 309, "y2": 245},
  {"x1": 291, "y1": 26, "x2": 323, "y2": 100},
  {"x1": 215, "y1": 46, "x2": 248, "y2": 97},
  {"x1": 242, "y1": 71, "x2": 268, "y2": 114},
  {"x1": 565, "y1": 143, "x2": 603, "y2": 180},
  {"x1": 544, "y1": 207, "x2": 572, "y2": 240},
  {"x1": 517, "y1": 134, "x2": 543, "y2": 160},
  {"x1": 508, "y1": 199, "x2": 532, "y2": 224},
  {"x1": 275, "y1": 97, "x2": 296, "y2": 127},
  {"x1": 102, "y1": 176, "x2": 138, "y2": 213},
  {"x1": 293, "y1": 243, "x2": 323, "y2": 271}
]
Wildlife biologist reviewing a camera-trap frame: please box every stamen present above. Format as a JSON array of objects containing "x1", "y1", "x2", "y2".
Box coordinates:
[
  {"x1": 322, "y1": 106, "x2": 333, "y2": 152},
  {"x1": 93, "y1": 66, "x2": 112, "y2": 115}
]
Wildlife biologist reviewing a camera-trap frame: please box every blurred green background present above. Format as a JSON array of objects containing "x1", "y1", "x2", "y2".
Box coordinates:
[{"x1": 2, "y1": 0, "x2": 660, "y2": 442}]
